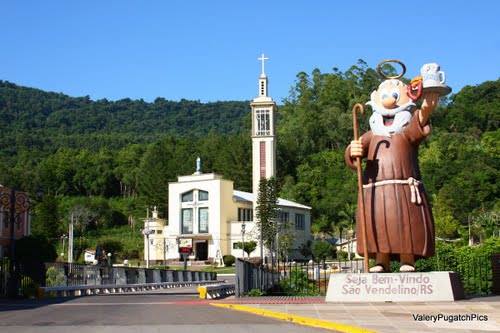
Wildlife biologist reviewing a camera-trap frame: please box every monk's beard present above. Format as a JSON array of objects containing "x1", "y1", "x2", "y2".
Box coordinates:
[{"x1": 366, "y1": 100, "x2": 416, "y2": 137}]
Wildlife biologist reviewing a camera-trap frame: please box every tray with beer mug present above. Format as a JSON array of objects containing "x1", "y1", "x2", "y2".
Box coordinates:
[{"x1": 419, "y1": 62, "x2": 452, "y2": 96}]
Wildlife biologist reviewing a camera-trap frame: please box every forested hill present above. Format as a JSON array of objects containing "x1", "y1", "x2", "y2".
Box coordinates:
[
  {"x1": 1, "y1": 61, "x2": 498, "y2": 263},
  {"x1": 0, "y1": 80, "x2": 250, "y2": 151}
]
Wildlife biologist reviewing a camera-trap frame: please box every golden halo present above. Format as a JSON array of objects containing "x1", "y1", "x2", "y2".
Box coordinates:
[{"x1": 376, "y1": 59, "x2": 406, "y2": 79}]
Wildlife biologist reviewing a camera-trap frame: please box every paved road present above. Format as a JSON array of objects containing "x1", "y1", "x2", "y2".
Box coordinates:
[{"x1": 0, "y1": 288, "x2": 328, "y2": 333}]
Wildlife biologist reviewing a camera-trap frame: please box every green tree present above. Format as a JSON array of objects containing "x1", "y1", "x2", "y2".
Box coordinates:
[
  {"x1": 234, "y1": 241, "x2": 257, "y2": 258},
  {"x1": 31, "y1": 195, "x2": 60, "y2": 239},
  {"x1": 432, "y1": 193, "x2": 461, "y2": 239},
  {"x1": 311, "y1": 240, "x2": 332, "y2": 262},
  {"x1": 277, "y1": 230, "x2": 295, "y2": 261},
  {"x1": 114, "y1": 144, "x2": 145, "y2": 197},
  {"x1": 256, "y1": 177, "x2": 279, "y2": 260}
]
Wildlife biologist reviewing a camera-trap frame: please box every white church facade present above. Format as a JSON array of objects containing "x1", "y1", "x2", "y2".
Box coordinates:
[{"x1": 144, "y1": 55, "x2": 312, "y2": 263}]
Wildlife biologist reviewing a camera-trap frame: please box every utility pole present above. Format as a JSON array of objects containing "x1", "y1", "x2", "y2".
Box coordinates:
[
  {"x1": 146, "y1": 233, "x2": 150, "y2": 268},
  {"x1": 68, "y1": 214, "x2": 74, "y2": 263}
]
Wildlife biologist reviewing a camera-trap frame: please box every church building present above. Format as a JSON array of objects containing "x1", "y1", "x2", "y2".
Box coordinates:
[{"x1": 144, "y1": 55, "x2": 312, "y2": 263}]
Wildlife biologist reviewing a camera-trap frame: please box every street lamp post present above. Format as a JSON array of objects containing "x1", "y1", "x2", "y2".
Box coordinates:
[
  {"x1": 241, "y1": 222, "x2": 246, "y2": 260},
  {"x1": 60, "y1": 234, "x2": 68, "y2": 259},
  {"x1": 142, "y1": 228, "x2": 154, "y2": 268}
]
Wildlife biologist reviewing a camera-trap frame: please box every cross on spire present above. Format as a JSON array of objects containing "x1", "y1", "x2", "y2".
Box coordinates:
[{"x1": 258, "y1": 53, "x2": 269, "y2": 75}]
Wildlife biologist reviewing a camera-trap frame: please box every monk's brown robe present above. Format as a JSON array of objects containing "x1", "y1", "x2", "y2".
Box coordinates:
[{"x1": 345, "y1": 111, "x2": 435, "y2": 259}]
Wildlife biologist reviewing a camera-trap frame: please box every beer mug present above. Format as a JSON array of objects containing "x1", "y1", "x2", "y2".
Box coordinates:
[
  {"x1": 421, "y1": 63, "x2": 445, "y2": 88},
  {"x1": 420, "y1": 63, "x2": 451, "y2": 96}
]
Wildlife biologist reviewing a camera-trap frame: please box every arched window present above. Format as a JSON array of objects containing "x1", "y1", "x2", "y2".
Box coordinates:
[
  {"x1": 181, "y1": 191, "x2": 193, "y2": 202},
  {"x1": 198, "y1": 190, "x2": 209, "y2": 201}
]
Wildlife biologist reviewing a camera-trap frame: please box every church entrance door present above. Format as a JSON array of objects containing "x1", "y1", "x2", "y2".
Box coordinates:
[{"x1": 195, "y1": 241, "x2": 208, "y2": 261}]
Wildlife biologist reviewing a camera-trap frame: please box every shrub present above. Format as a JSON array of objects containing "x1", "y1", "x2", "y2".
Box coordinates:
[
  {"x1": 312, "y1": 241, "x2": 332, "y2": 262},
  {"x1": 16, "y1": 236, "x2": 57, "y2": 264},
  {"x1": 20, "y1": 276, "x2": 37, "y2": 298},
  {"x1": 97, "y1": 238, "x2": 123, "y2": 256},
  {"x1": 110, "y1": 210, "x2": 128, "y2": 227},
  {"x1": 415, "y1": 238, "x2": 500, "y2": 295},
  {"x1": 336, "y1": 250, "x2": 348, "y2": 261},
  {"x1": 299, "y1": 240, "x2": 313, "y2": 259},
  {"x1": 233, "y1": 241, "x2": 257, "y2": 257},
  {"x1": 121, "y1": 248, "x2": 140, "y2": 259},
  {"x1": 16, "y1": 236, "x2": 57, "y2": 289},
  {"x1": 247, "y1": 288, "x2": 265, "y2": 297},
  {"x1": 223, "y1": 255, "x2": 235, "y2": 267},
  {"x1": 45, "y1": 266, "x2": 66, "y2": 287},
  {"x1": 278, "y1": 268, "x2": 319, "y2": 296}
]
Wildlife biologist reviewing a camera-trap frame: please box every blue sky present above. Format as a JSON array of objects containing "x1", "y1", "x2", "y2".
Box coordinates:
[{"x1": 1, "y1": 1, "x2": 499, "y2": 102}]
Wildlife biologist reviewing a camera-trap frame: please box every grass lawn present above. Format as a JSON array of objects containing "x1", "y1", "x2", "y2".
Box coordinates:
[
  {"x1": 159, "y1": 265, "x2": 235, "y2": 274},
  {"x1": 201, "y1": 266, "x2": 235, "y2": 274}
]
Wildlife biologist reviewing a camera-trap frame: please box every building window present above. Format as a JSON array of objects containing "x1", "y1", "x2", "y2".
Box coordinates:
[
  {"x1": 279, "y1": 211, "x2": 289, "y2": 223},
  {"x1": 157, "y1": 230, "x2": 163, "y2": 234},
  {"x1": 233, "y1": 242, "x2": 240, "y2": 249},
  {"x1": 198, "y1": 207, "x2": 209, "y2": 233},
  {"x1": 238, "y1": 208, "x2": 253, "y2": 222},
  {"x1": 295, "y1": 214, "x2": 305, "y2": 230},
  {"x1": 181, "y1": 208, "x2": 193, "y2": 234},
  {"x1": 198, "y1": 190, "x2": 209, "y2": 201},
  {"x1": 181, "y1": 191, "x2": 193, "y2": 202},
  {"x1": 255, "y1": 109, "x2": 270, "y2": 136}
]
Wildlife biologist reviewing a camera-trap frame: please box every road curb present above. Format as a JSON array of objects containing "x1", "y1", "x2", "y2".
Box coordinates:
[{"x1": 210, "y1": 303, "x2": 374, "y2": 333}]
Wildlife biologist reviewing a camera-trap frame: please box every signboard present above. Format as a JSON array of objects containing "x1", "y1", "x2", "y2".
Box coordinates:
[
  {"x1": 178, "y1": 238, "x2": 192, "y2": 248},
  {"x1": 179, "y1": 247, "x2": 192, "y2": 254},
  {"x1": 326, "y1": 272, "x2": 464, "y2": 302},
  {"x1": 178, "y1": 238, "x2": 192, "y2": 254}
]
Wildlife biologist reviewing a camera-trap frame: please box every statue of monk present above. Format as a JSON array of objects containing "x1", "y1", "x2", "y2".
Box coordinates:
[{"x1": 345, "y1": 77, "x2": 440, "y2": 273}]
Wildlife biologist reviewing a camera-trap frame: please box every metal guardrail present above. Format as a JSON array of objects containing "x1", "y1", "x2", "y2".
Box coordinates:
[
  {"x1": 197, "y1": 283, "x2": 235, "y2": 299},
  {"x1": 44, "y1": 262, "x2": 217, "y2": 287},
  {"x1": 41, "y1": 280, "x2": 223, "y2": 297}
]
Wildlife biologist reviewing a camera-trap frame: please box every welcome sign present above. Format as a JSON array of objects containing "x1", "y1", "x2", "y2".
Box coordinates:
[{"x1": 326, "y1": 272, "x2": 464, "y2": 302}]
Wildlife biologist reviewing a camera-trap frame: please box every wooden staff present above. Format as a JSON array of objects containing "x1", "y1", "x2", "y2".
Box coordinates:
[{"x1": 352, "y1": 103, "x2": 369, "y2": 273}]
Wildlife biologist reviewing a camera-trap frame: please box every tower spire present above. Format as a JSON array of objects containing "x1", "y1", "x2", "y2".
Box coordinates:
[{"x1": 256, "y1": 53, "x2": 270, "y2": 98}]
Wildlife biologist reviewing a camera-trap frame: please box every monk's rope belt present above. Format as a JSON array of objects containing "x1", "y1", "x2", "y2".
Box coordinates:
[{"x1": 362, "y1": 177, "x2": 422, "y2": 204}]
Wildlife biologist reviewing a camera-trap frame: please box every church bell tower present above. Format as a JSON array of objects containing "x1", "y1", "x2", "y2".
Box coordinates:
[{"x1": 251, "y1": 53, "x2": 277, "y2": 197}]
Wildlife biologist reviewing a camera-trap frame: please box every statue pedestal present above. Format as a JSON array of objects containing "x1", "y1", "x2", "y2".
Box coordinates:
[{"x1": 326, "y1": 272, "x2": 464, "y2": 302}]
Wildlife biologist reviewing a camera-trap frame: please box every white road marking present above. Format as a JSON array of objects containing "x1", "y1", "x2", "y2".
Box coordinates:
[{"x1": 48, "y1": 302, "x2": 175, "y2": 306}]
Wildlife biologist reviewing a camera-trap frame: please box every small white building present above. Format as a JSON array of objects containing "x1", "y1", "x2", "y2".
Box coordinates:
[
  {"x1": 335, "y1": 238, "x2": 362, "y2": 259},
  {"x1": 143, "y1": 208, "x2": 168, "y2": 263},
  {"x1": 84, "y1": 249, "x2": 96, "y2": 263},
  {"x1": 143, "y1": 54, "x2": 313, "y2": 263}
]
